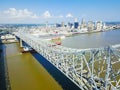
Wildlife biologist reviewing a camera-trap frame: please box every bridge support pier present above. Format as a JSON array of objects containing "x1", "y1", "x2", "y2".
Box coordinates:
[{"x1": 20, "y1": 39, "x2": 23, "y2": 47}]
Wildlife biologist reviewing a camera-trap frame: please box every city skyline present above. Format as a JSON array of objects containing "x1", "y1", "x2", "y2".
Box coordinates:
[{"x1": 0, "y1": 0, "x2": 120, "y2": 24}]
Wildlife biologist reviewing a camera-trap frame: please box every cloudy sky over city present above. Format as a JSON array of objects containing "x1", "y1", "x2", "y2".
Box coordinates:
[{"x1": 0, "y1": 0, "x2": 120, "y2": 24}]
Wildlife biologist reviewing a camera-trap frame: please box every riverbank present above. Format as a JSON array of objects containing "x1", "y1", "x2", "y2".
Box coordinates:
[
  {"x1": 5, "y1": 43, "x2": 62, "y2": 90},
  {"x1": 0, "y1": 43, "x2": 7, "y2": 90},
  {"x1": 68, "y1": 28, "x2": 114, "y2": 36}
]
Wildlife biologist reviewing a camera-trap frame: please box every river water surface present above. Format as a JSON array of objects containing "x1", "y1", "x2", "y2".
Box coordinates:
[
  {"x1": 62, "y1": 29, "x2": 120, "y2": 49},
  {"x1": 5, "y1": 43, "x2": 62, "y2": 90}
]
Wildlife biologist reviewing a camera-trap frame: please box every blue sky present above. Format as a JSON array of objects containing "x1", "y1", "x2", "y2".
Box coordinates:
[{"x1": 0, "y1": 0, "x2": 120, "y2": 23}]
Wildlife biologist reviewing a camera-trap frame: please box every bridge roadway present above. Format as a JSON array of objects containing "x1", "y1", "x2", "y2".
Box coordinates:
[{"x1": 14, "y1": 32, "x2": 120, "y2": 90}]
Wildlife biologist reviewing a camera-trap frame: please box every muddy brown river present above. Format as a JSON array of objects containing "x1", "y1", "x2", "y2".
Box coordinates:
[{"x1": 5, "y1": 43, "x2": 62, "y2": 90}]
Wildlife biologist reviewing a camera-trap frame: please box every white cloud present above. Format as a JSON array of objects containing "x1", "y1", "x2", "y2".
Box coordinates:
[
  {"x1": 4, "y1": 8, "x2": 17, "y2": 16},
  {"x1": 58, "y1": 15, "x2": 64, "y2": 18},
  {"x1": 3, "y1": 8, "x2": 38, "y2": 19},
  {"x1": 43, "y1": 11, "x2": 52, "y2": 18},
  {"x1": 32, "y1": 14, "x2": 39, "y2": 19},
  {"x1": 0, "y1": 8, "x2": 74, "y2": 23},
  {"x1": 66, "y1": 13, "x2": 73, "y2": 18},
  {"x1": 42, "y1": 11, "x2": 64, "y2": 19}
]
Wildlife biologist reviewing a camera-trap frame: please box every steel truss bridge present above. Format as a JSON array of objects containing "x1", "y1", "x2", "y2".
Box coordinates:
[{"x1": 14, "y1": 32, "x2": 120, "y2": 90}]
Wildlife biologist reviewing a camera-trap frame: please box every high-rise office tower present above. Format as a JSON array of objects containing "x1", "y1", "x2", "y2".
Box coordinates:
[
  {"x1": 61, "y1": 22, "x2": 64, "y2": 27},
  {"x1": 81, "y1": 18, "x2": 86, "y2": 29},
  {"x1": 74, "y1": 18, "x2": 79, "y2": 29},
  {"x1": 88, "y1": 21, "x2": 94, "y2": 31},
  {"x1": 96, "y1": 21, "x2": 102, "y2": 31},
  {"x1": 102, "y1": 22, "x2": 106, "y2": 30}
]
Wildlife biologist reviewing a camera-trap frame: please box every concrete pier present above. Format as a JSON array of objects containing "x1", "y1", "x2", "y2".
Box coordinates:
[{"x1": 0, "y1": 34, "x2": 18, "y2": 44}]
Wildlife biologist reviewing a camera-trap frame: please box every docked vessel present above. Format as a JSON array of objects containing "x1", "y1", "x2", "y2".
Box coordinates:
[
  {"x1": 21, "y1": 46, "x2": 35, "y2": 53},
  {"x1": 51, "y1": 37, "x2": 62, "y2": 45}
]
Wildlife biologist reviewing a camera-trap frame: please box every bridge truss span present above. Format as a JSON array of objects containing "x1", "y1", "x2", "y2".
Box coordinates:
[{"x1": 14, "y1": 32, "x2": 120, "y2": 90}]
